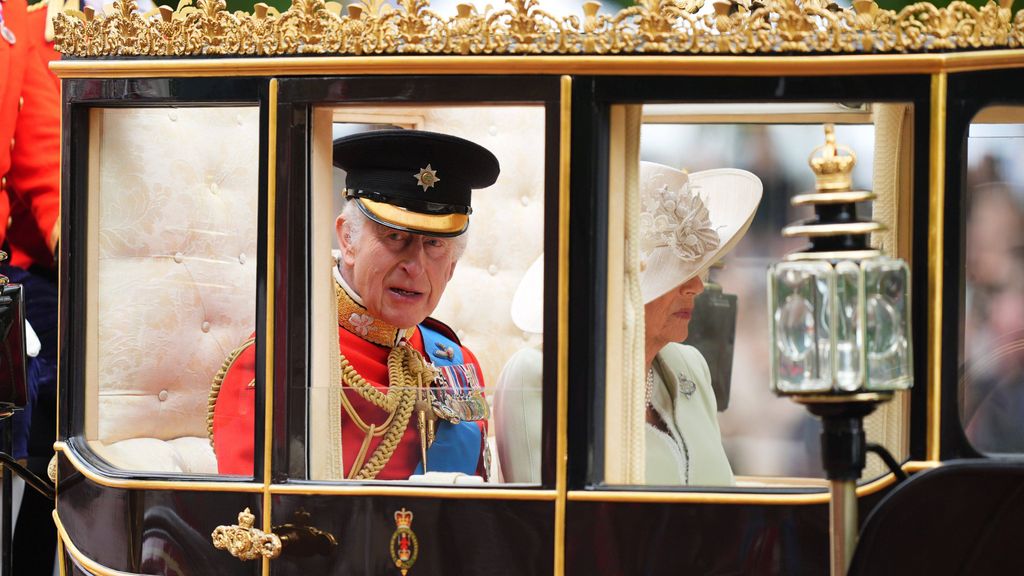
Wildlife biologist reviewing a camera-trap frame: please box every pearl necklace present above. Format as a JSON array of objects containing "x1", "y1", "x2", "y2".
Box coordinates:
[{"x1": 645, "y1": 368, "x2": 655, "y2": 406}]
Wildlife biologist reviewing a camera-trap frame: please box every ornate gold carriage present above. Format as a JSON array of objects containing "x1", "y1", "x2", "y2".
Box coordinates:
[{"x1": 41, "y1": 0, "x2": 1024, "y2": 574}]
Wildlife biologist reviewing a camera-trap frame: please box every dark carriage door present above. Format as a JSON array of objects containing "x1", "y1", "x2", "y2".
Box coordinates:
[
  {"x1": 55, "y1": 76, "x2": 271, "y2": 576},
  {"x1": 563, "y1": 74, "x2": 932, "y2": 576},
  {"x1": 265, "y1": 75, "x2": 565, "y2": 575}
]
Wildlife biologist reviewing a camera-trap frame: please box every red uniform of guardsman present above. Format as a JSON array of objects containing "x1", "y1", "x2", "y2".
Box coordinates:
[
  {"x1": 0, "y1": 0, "x2": 61, "y2": 264},
  {"x1": 211, "y1": 130, "x2": 499, "y2": 481}
]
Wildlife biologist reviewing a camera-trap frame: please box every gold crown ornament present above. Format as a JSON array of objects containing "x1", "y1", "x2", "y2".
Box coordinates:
[{"x1": 809, "y1": 125, "x2": 858, "y2": 192}]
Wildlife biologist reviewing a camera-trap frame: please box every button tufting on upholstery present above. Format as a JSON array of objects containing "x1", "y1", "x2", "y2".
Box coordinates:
[
  {"x1": 520, "y1": 195, "x2": 530, "y2": 207},
  {"x1": 236, "y1": 114, "x2": 244, "y2": 125},
  {"x1": 169, "y1": 111, "x2": 178, "y2": 122},
  {"x1": 174, "y1": 252, "x2": 184, "y2": 263},
  {"x1": 202, "y1": 321, "x2": 211, "y2": 333},
  {"x1": 488, "y1": 125, "x2": 498, "y2": 136},
  {"x1": 158, "y1": 390, "x2": 169, "y2": 402},
  {"x1": 239, "y1": 253, "x2": 247, "y2": 265},
  {"x1": 210, "y1": 182, "x2": 220, "y2": 194},
  {"x1": 522, "y1": 331, "x2": 532, "y2": 341},
  {"x1": 487, "y1": 264, "x2": 498, "y2": 276}
]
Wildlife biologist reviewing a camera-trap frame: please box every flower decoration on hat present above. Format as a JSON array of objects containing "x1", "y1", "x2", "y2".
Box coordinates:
[
  {"x1": 640, "y1": 174, "x2": 721, "y2": 262},
  {"x1": 414, "y1": 164, "x2": 440, "y2": 191}
]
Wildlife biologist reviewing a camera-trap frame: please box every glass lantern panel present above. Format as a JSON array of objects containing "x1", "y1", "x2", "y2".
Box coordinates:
[
  {"x1": 863, "y1": 257, "x2": 913, "y2": 390},
  {"x1": 834, "y1": 260, "x2": 863, "y2": 392},
  {"x1": 771, "y1": 260, "x2": 834, "y2": 394}
]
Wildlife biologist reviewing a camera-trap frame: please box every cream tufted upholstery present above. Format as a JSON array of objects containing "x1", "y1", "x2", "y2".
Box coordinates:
[{"x1": 87, "y1": 107, "x2": 260, "y2": 474}]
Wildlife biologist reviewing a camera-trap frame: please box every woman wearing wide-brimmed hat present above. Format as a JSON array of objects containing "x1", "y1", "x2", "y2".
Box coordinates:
[
  {"x1": 493, "y1": 161, "x2": 761, "y2": 486},
  {"x1": 638, "y1": 161, "x2": 761, "y2": 486}
]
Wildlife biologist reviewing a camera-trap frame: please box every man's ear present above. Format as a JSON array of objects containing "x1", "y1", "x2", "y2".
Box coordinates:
[{"x1": 337, "y1": 215, "x2": 357, "y2": 267}]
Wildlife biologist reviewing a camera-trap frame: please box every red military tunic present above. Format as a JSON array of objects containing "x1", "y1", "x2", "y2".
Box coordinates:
[
  {"x1": 0, "y1": 0, "x2": 61, "y2": 260},
  {"x1": 211, "y1": 299, "x2": 487, "y2": 480}
]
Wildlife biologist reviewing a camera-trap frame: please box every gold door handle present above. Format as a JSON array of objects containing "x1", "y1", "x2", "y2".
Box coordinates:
[{"x1": 211, "y1": 508, "x2": 283, "y2": 561}]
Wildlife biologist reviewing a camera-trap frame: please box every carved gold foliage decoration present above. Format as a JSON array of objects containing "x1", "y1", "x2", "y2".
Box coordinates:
[
  {"x1": 52, "y1": 0, "x2": 1023, "y2": 57},
  {"x1": 1014, "y1": 6, "x2": 1024, "y2": 47}
]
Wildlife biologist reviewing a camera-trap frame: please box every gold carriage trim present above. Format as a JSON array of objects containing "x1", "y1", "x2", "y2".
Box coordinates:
[{"x1": 52, "y1": 0, "x2": 1024, "y2": 58}]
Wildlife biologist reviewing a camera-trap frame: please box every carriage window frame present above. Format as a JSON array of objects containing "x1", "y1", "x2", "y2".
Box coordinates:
[
  {"x1": 58, "y1": 78, "x2": 271, "y2": 482},
  {"x1": 959, "y1": 104, "x2": 1024, "y2": 458},
  {"x1": 573, "y1": 74, "x2": 933, "y2": 494},
  {"x1": 272, "y1": 76, "x2": 565, "y2": 489}
]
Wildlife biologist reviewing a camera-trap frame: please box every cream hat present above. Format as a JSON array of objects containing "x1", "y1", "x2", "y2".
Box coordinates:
[
  {"x1": 640, "y1": 161, "x2": 762, "y2": 304},
  {"x1": 510, "y1": 254, "x2": 544, "y2": 334}
]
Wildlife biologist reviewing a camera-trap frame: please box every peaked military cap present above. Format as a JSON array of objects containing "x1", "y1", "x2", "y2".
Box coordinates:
[{"x1": 333, "y1": 129, "x2": 500, "y2": 237}]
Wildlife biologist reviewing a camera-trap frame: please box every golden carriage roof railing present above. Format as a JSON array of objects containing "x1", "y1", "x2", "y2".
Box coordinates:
[{"x1": 51, "y1": 0, "x2": 1024, "y2": 58}]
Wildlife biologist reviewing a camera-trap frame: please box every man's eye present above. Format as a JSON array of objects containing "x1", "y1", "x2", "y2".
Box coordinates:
[
  {"x1": 427, "y1": 239, "x2": 445, "y2": 248},
  {"x1": 386, "y1": 232, "x2": 405, "y2": 241}
]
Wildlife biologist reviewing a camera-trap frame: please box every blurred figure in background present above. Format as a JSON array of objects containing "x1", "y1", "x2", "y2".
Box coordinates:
[{"x1": 963, "y1": 181, "x2": 1024, "y2": 453}]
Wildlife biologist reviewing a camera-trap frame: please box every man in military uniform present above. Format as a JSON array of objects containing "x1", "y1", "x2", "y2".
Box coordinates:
[
  {"x1": 212, "y1": 129, "x2": 498, "y2": 481},
  {"x1": 1, "y1": 0, "x2": 61, "y2": 572}
]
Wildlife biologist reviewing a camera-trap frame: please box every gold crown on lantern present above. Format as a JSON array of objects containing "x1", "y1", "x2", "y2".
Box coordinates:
[{"x1": 809, "y1": 124, "x2": 857, "y2": 192}]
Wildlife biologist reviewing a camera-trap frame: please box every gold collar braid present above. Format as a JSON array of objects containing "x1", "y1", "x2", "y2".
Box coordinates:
[
  {"x1": 335, "y1": 280, "x2": 415, "y2": 348},
  {"x1": 341, "y1": 342, "x2": 437, "y2": 480}
]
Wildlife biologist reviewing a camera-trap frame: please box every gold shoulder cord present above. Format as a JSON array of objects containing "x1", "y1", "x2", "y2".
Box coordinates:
[
  {"x1": 206, "y1": 337, "x2": 257, "y2": 452},
  {"x1": 341, "y1": 344, "x2": 434, "y2": 480}
]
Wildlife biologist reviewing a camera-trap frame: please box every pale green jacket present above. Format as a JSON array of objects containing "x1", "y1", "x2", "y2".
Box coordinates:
[{"x1": 646, "y1": 343, "x2": 735, "y2": 486}]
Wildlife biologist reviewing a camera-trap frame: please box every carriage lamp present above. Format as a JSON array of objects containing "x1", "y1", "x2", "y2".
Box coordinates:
[{"x1": 767, "y1": 125, "x2": 913, "y2": 576}]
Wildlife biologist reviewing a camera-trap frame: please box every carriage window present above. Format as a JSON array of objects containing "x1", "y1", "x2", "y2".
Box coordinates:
[
  {"x1": 602, "y1": 103, "x2": 914, "y2": 487},
  {"x1": 85, "y1": 107, "x2": 260, "y2": 475},
  {"x1": 303, "y1": 104, "x2": 547, "y2": 483},
  {"x1": 961, "y1": 109, "x2": 1024, "y2": 455}
]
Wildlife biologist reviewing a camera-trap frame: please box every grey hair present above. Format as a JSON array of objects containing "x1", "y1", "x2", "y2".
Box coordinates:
[{"x1": 340, "y1": 199, "x2": 469, "y2": 260}]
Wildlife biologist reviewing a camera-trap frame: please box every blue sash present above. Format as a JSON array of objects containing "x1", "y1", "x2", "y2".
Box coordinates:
[{"x1": 414, "y1": 324, "x2": 482, "y2": 475}]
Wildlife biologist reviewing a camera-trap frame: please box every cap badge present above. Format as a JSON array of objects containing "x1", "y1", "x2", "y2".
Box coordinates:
[{"x1": 414, "y1": 165, "x2": 440, "y2": 191}]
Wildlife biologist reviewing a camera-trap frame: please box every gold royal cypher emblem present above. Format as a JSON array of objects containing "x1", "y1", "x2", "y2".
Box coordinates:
[{"x1": 390, "y1": 508, "x2": 419, "y2": 575}]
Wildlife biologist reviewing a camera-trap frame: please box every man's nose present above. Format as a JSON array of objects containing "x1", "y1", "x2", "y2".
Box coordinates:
[{"x1": 399, "y1": 241, "x2": 426, "y2": 276}]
